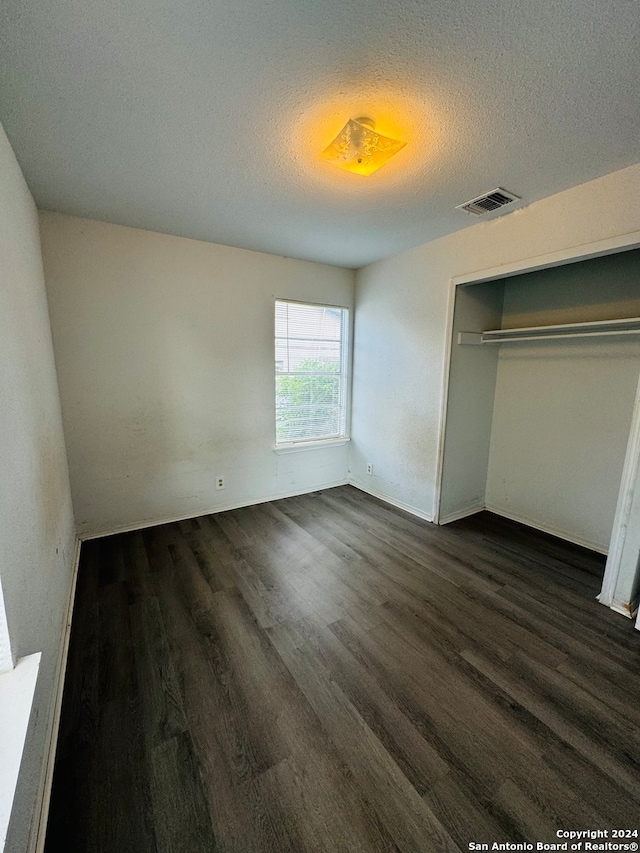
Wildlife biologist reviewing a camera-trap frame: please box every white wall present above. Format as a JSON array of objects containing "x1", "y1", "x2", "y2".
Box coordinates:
[
  {"x1": 349, "y1": 249, "x2": 447, "y2": 518},
  {"x1": 438, "y1": 281, "x2": 504, "y2": 522},
  {"x1": 351, "y1": 162, "x2": 640, "y2": 520},
  {"x1": 485, "y1": 252, "x2": 640, "y2": 552},
  {"x1": 40, "y1": 213, "x2": 355, "y2": 537},
  {"x1": 0, "y1": 125, "x2": 76, "y2": 851},
  {"x1": 486, "y1": 338, "x2": 640, "y2": 552}
]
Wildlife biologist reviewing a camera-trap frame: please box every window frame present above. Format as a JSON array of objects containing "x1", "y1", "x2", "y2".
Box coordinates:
[{"x1": 274, "y1": 298, "x2": 351, "y2": 450}]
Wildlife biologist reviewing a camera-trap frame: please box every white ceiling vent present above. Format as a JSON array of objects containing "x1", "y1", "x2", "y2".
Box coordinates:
[{"x1": 456, "y1": 188, "x2": 520, "y2": 216}]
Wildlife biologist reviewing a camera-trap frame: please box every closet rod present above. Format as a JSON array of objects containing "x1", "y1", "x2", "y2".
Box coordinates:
[
  {"x1": 482, "y1": 329, "x2": 640, "y2": 344},
  {"x1": 458, "y1": 316, "x2": 640, "y2": 346}
]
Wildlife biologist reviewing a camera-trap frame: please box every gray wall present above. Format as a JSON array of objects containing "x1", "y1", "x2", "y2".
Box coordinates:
[{"x1": 500, "y1": 249, "x2": 640, "y2": 328}]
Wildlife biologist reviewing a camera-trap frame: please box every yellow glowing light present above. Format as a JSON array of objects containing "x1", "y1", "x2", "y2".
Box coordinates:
[{"x1": 319, "y1": 117, "x2": 406, "y2": 175}]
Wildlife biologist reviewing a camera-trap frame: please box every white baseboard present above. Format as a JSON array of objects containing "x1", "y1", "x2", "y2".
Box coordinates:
[
  {"x1": 597, "y1": 594, "x2": 636, "y2": 620},
  {"x1": 484, "y1": 503, "x2": 608, "y2": 555},
  {"x1": 79, "y1": 480, "x2": 350, "y2": 540},
  {"x1": 0, "y1": 653, "x2": 41, "y2": 851},
  {"x1": 348, "y1": 480, "x2": 433, "y2": 523},
  {"x1": 33, "y1": 536, "x2": 82, "y2": 853},
  {"x1": 438, "y1": 503, "x2": 486, "y2": 525}
]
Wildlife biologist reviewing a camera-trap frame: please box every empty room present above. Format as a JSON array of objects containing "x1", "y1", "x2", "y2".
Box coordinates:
[{"x1": 1, "y1": 0, "x2": 640, "y2": 851}]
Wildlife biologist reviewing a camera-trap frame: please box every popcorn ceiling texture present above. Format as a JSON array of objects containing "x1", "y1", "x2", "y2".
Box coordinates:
[{"x1": 0, "y1": 0, "x2": 639, "y2": 267}]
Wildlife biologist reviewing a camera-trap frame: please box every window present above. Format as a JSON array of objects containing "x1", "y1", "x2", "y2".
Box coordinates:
[{"x1": 275, "y1": 300, "x2": 349, "y2": 445}]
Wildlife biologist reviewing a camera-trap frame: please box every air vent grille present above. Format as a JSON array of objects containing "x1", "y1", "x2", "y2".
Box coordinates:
[{"x1": 456, "y1": 188, "x2": 520, "y2": 216}]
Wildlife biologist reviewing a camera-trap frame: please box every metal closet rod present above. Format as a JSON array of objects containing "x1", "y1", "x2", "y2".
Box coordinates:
[{"x1": 458, "y1": 317, "x2": 640, "y2": 346}]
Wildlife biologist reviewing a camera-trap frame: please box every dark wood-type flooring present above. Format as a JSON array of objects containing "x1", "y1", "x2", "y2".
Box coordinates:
[{"x1": 45, "y1": 486, "x2": 640, "y2": 852}]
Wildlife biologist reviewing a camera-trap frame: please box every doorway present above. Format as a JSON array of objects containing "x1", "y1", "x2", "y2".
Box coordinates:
[{"x1": 435, "y1": 235, "x2": 640, "y2": 621}]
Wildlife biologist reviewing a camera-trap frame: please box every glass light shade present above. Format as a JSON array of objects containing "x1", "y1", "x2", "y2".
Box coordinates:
[{"x1": 320, "y1": 117, "x2": 406, "y2": 175}]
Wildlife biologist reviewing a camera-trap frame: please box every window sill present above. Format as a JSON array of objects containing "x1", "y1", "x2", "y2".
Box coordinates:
[
  {"x1": 273, "y1": 437, "x2": 350, "y2": 454},
  {"x1": 0, "y1": 653, "x2": 41, "y2": 850}
]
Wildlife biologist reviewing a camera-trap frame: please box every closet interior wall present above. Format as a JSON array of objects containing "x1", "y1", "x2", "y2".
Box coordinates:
[
  {"x1": 440, "y1": 248, "x2": 640, "y2": 555},
  {"x1": 438, "y1": 281, "x2": 504, "y2": 523}
]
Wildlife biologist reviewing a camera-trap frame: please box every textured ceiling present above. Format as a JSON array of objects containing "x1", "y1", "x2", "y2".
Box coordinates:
[{"x1": 1, "y1": 0, "x2": 639, "y2": 268}]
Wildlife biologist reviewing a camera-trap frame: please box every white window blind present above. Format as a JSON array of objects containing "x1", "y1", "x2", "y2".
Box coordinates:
[{"x1": 275, "y1": 300, "x2": 349, "y2": 444}]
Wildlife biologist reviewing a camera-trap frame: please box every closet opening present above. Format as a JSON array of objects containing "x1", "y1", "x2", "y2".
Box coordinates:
[{"x1": 435, "y1": 237, "x2": 640, "y2": 623}]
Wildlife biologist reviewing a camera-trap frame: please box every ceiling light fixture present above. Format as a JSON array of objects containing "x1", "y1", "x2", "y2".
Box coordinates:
[{"x1": 320, "y1": 117, "x2": 406, "y2": 175}]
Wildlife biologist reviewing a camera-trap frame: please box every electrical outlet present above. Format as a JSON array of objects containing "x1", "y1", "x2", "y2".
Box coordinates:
[
  {"x1": 216, "y1": 476, "x2": 225, "y2": 490},
  {"x1": 366, "y1": 462, "x2": 373, "y2": 476}
]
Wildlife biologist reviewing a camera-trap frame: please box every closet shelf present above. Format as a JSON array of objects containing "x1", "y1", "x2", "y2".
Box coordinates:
[{"x1": 458, "y1": 316, "x2": 640, "y2": 346}]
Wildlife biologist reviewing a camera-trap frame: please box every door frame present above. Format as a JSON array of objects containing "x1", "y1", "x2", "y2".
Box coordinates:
[
  {"x1": 599, "y1": 368, "x2": 640, "y2": 615},
  {"x1": 433, "y1": 229, "x2": 640, "y2": 621}
]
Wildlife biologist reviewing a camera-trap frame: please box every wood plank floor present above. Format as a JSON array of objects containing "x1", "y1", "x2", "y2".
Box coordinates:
[{"x1": 45, "y1": 486, "x2": 640, "y2": 852}]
